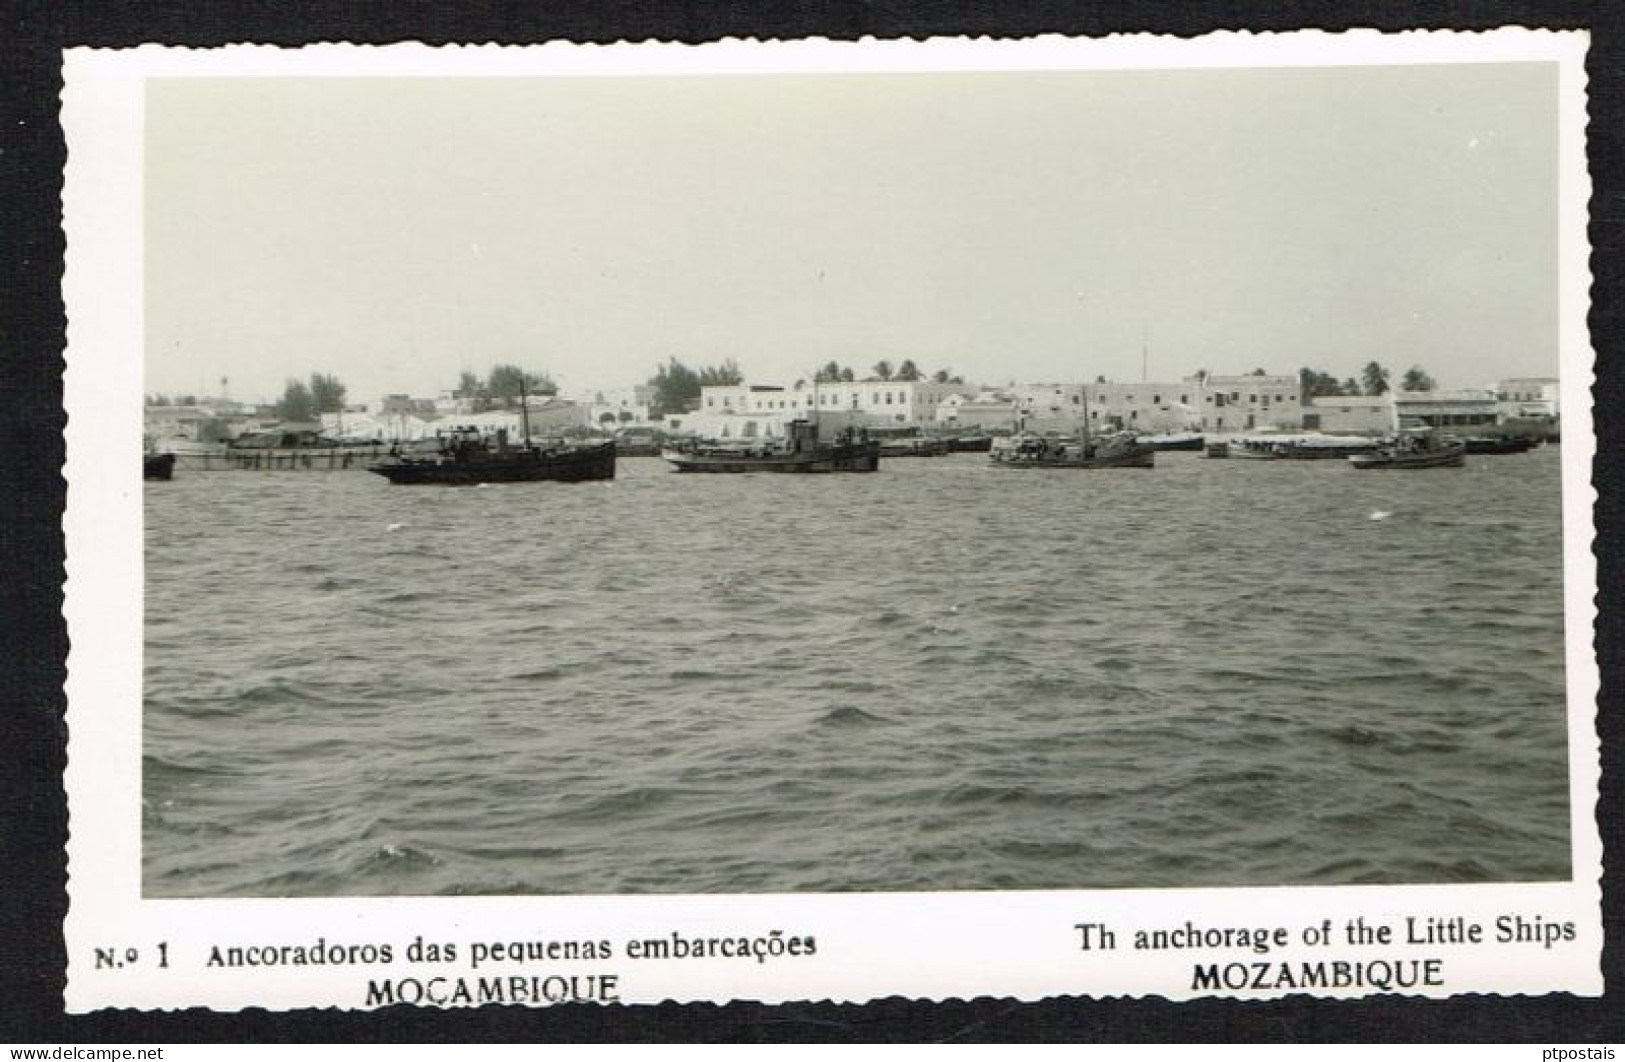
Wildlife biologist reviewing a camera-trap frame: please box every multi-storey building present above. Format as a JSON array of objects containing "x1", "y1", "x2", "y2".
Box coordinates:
[
  {"x1": 689, "y1": 379, "x2": 978, "y2": 430},
  {"x1": 576, "y1": 384, "x2": 656, "y2": 427},
  {"x1": 1392, "y1": 388, "x2": 1500, "y2": 430},
  {"x1": 1301, "y1": 395, "x2": 1394, "y2": 435},
  {"x1": 1495, "y1": 377, "x2": 1560, "y2": 422},
  {"x1": 1010, "y1": 373, "x2": 1304, "y2": 434}
]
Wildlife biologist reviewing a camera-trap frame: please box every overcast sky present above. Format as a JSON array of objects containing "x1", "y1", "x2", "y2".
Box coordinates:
[{"x1": 145, "y1": 62, "x2": 1559, "y2": 404}]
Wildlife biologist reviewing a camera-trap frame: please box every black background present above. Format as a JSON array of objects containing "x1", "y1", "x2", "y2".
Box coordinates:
[{"x1": 3, "y1": 0, "x2": 1620, "y2": 1043}]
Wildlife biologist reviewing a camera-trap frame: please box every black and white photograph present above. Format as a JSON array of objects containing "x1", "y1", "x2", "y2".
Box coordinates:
[{"x1": 57, "y1": 30, "x2": 1601, "y2": 1011}]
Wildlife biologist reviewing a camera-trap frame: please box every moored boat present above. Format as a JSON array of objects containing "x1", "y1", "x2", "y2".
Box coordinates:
[
  {"x1": 369, "y1": 427, "x2": 615, "y2": 485},
  {"x1": 1348, "y1": 434, "x2": 1465, "y2": 470},
  {"x1": 992, "y1": 382, "x2": 1153, "y2": 469},
  {"x1": 662, "y1": 419, "x2": 881, "y2": 473},
  {"x1": 989, "y1": 431, "x2": 1155, "y2": 469},
  {"x1": 943, "y1": 433, "x2": 994, "y2": 453},
  {"x1": 1228, "y1": 434, "x2": 1380, "y2": 460},
  {"x1": 1140, "y1": 432, "x2": 1206, "y2": 452},
  {"x1": 1461, "y1": 435, "x2": 1538, "y2": 455},
  {"x1": 143, "y1": 452, "x2": 176, "y2": 481}
]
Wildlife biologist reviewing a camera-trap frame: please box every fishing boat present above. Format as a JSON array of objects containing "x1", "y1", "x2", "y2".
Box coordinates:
[
  {"x1": 1227, "y1": 434, "x2": 1380, "y2": 460},
  {"x1": 1461, "y1": 435, "x2": 1538, "y2": 455},
  {"x1": 989, "y1": 388, "x2": 1154, "y2": 469},
  {"x1": 369, "y1": 428, "x2": 615, "y2": 484},
  {"x1": 943, "y1": 433, "x2": 994, "y2": 453},
  {"x1": 872, "y1": 426, "x2": 949, "y2": 457},
  {"x1": 1140, "y1": 431, "x2": 1206, "y2": 452},
  {"x1": 990, "y1": 431, "x2": 1155, "y2": 469},
  {"x1": 1348, "y1": 434, "x2": 1465, "y2": 470},
  {"x1": 369, "y1": 380, "x2": 615, "y2": 485},
  {"x1": 662, "y1": 418, "x2": 881, "y2": 473},
  {"x1": 143, "y1": 452, "x2": 176, "y2": 480}
]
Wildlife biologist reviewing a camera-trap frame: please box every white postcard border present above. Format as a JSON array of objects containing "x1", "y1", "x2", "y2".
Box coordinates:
[{"x1": 61, "y1": 30, "x2": 1602, "y2": 1013}]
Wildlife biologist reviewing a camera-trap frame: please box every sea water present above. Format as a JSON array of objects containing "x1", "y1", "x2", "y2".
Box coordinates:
[{"x1": 142, "y1": 448, "x2": 1572, "y2": 896}]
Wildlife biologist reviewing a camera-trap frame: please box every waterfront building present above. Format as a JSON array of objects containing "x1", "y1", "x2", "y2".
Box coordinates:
[
  {"x1": 1187, "y1": 374, "x2": 1304, "y2": 433},
  {"x1": 577, "y1": 384, "x2": 656, "y2": 428},
  {"x1": 1301, "y1": 395, "x2": 1394, "y2": 435},
  {"x1": 1495, "y1": 377, "x2": 1560, "y2": 422},
  {"x1": 1009, "y1": 381, "x2": 1202, "y2": 434},
  {"x1": 1392, "y1": 388, "x2": 1500, "y2": 431},
  {"x1": 935, "y1": 390, "x2": 1019, "y2": 430},
  {"x1": 696, "y1": 379, "x2": 978, "y2": 425},
  {"x1": 1007, "y1": 373, "x2": 1302, "y2": 435}
]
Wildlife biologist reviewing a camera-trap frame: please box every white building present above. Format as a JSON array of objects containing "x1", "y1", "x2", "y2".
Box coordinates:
[
  {"x1": 684, "y1": 379, "x2": 978, "y2": 434},
  {"x1": 576, "y1": 384, "x2": 656, "y2": 428},
  {"x1": 1007, "y1": 373, "x2": 1302, "y2": 435},
  {"x1": 936, "y1": 390, "x2": 1019, "y2": 429},
  {"x1": 1301, "y1": 394, "x2": 1394, "y2": 435},
  {"x1": 1495, "y1": 377, "x2": 1560, "y2": 422},
  {"x1": 1393, "y1": 388, "x2": 1500, "y2": 430}
]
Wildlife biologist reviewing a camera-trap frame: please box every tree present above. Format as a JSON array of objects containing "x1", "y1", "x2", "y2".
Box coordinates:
[
  {"x1": 1250, "y1": 368, "x2": 1267, "y2": 376},
  {"x1": 275, "y1": 379, "x2": 315, "y2": 422},
  {"x1": 1342, "y1": 377, "x2": 1361, "y2": 396},
  {"x1": 487, "y1": 364, "x2": 556, "y2": 408},
  {"x1": 698, "y1": 359, "x2": 743, "y2": 387},
  {"x1": 896, "y1": 359, "x2": 921, "y2": 381},
  {"x1": 839, "y1": 367, "x2": 854, "y2": 382},
  {"x1": 1401, "y1": 365, "x2": 1436, "y2": 392},
  {"x1": 1298, "y1": 367, "x2": 1344, "y2": 402},
  {"x1": 871, "y1": 360, "x2": 894, "y2": 381},
  {"x1": 309, "y1": 372, "x2": 347, "y2": 414},
  {"x1": 1361, "y1": 360, "x2": 1391, "y2": 396},
  {"x1": 815, "y1": 361, "x2": 843, "y2": 384},
  {"x1": 649, "y1": 358, "x2": 702, "y2": 417}
]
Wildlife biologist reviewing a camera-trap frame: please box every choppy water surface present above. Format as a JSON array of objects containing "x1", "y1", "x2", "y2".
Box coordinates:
[{"x1": 144, "y1": 449, "x2": 1573, "y2": 896}]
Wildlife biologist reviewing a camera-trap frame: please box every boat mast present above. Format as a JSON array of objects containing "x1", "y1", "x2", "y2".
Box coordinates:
[
  {"x1": 1080, "y1": 378, "x2": 1091, "y2": 453},
  {"x1": 810, "y1": 368, "x2": 819, "y2": 437},
  {"x1": 519, "y1": 374, "x2": 532, "y2": 447}
]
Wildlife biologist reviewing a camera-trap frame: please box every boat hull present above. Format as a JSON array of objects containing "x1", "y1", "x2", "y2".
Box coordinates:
[
  {"x1": 1229, "y1": 442, "x2": 1379, "y2": 460},
  {"x1": 990, "y1": 448, "x2": 1155, "y2": 469},
  {"x1": 1348, "y1": 446, "x2": 1465, "y2": 470},
  {"x1": 662, "y1": 442, "x2": 881, "y2": 473},
  {"x1": 1462, "y1": 436, "x2": 1538, "y2": 455},
  {"x1": 369, "y1": 441, "x2": 617, "y2": 484},
  {"x1": 143, "y1": 453, "x2": 176, "y2": 480}
]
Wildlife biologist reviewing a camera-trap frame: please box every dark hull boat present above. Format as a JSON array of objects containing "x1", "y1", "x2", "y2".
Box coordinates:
[
  {"x1": 1141, "y1": 432, "x2": 1206, "y2": 452},
  {"x1": 663, "y1": 420, "x2": 880, "y2": 473},
  {"x1": 990, "y1": 434, "x2": 1155, "y2": 469},
  {"x1": 943, "y1": 434, "x2": 994, "y2": 453},
  {"x1": 1348, "y1": 438, "x2": 1465, "y2": 470},
  {"x1": 369, "y1": 432, "x2": 615, "y2": 485},
  {"x1": 143, "y1": 453, "x2": 176, "y2": 480},
  {"x1": 1462, "y1": 435, "x2": 1538, "y2": 455}
]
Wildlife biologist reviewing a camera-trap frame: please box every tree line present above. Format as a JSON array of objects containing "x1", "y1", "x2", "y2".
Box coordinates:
[
  {"x1": 455, "y1": 365, "x2": 558, "y2": 412},
  {"x1": 812, "y1": 360, "x2": 964, "y2": 385},
  {"x1": 1299, "y1": 362, "x2": 1435, "y2": 402},
  {"x1": 272, "y1": 373, "x2": 348, "y2": 421},
  {"x1": 647, "y1": 358, "x2": 744, "y2": 418}
]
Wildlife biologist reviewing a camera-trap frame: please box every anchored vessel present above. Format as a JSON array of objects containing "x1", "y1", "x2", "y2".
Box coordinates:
[
  {"x1": 990, "y1": 431, "x2": 1155, "y2": 469},
  {"x1": 662, "y1": 419, "x2": 881, "y2": 473},
  {"x1": 143, "y1": 452, "x2": 176, "y2": 481},
  {"x1": 1348, "y1": 434, "x2": 1466, "y2": 470},
  {"x1": 1227, "y1": 435, "x2": 1380, "y2": 460},
  {"x1": 1462, "y1": 435, "x2": 1539, "y2": 455},
  {"x1": 369, "y1": 427, "x2": 615, "y2": 484}
]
